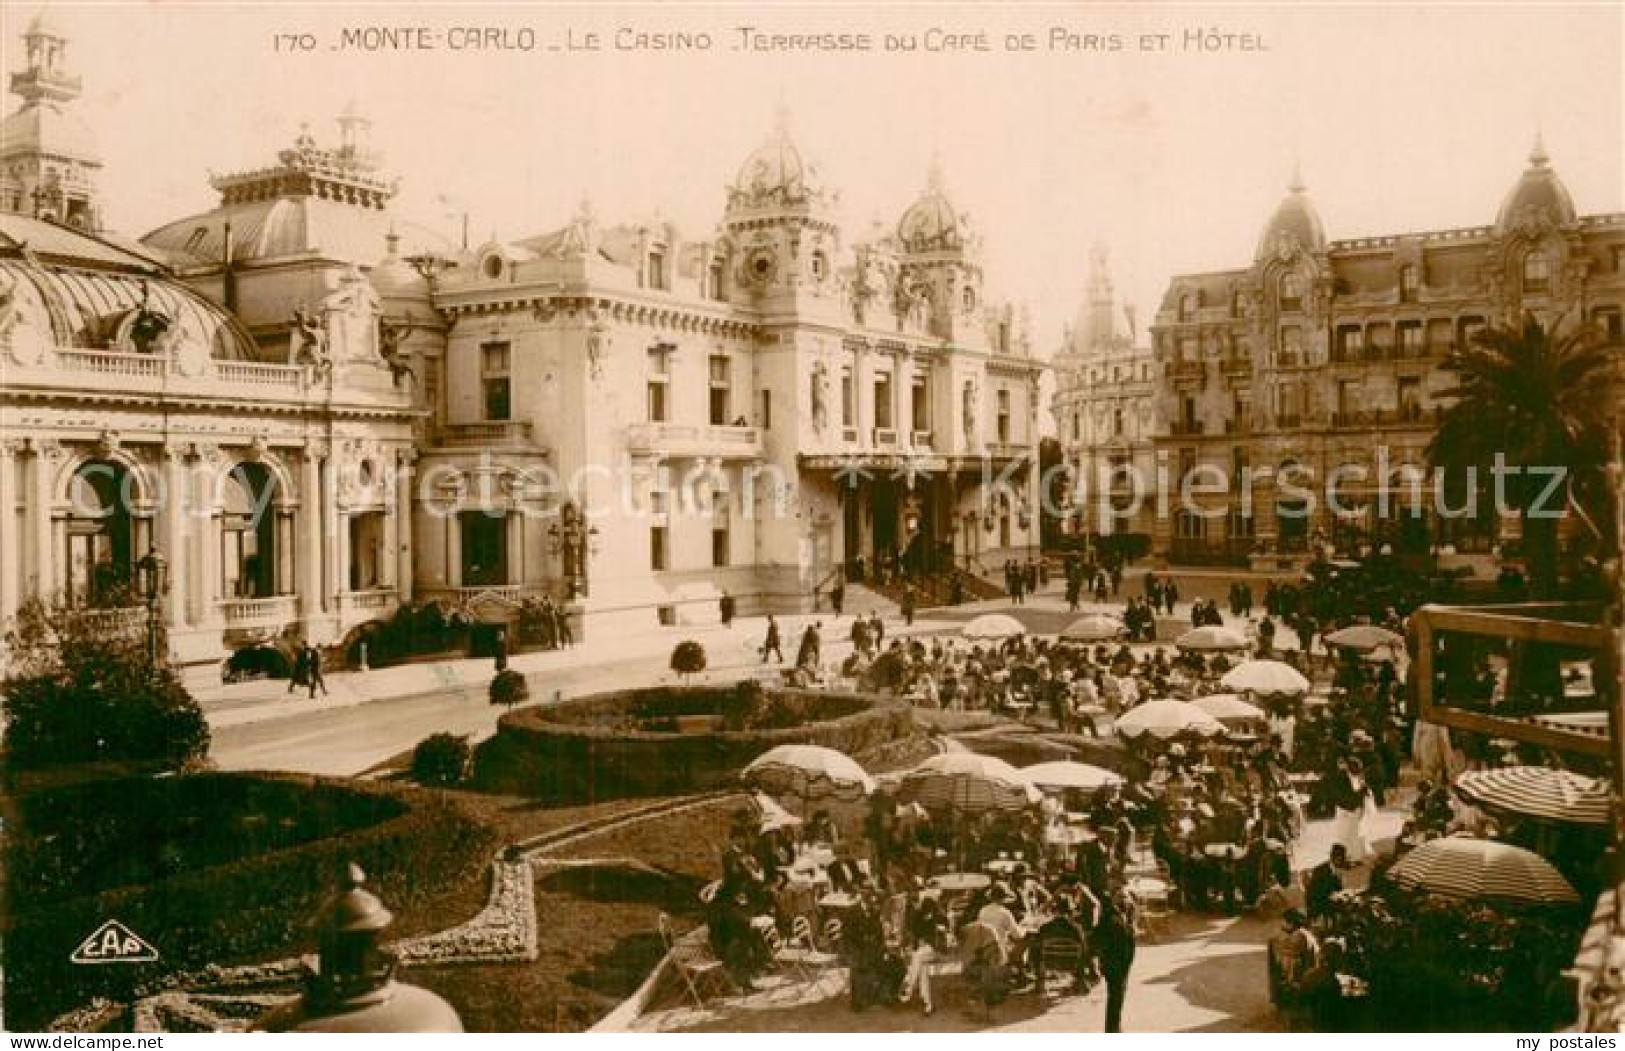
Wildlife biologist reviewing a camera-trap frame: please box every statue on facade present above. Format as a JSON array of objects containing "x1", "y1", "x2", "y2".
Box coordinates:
[
  {"x1": 377, "y1": 318, "x2": 415, "y2": 387},
  {"x1": 291, "y1": 306, "x2": 332, "y2": 377},
  {"x1": 963, "y1": 378, "x2": 980, "y2": 442},
  {"x1": 810, "y1": 360, "x2": 830, "y2": 433}
]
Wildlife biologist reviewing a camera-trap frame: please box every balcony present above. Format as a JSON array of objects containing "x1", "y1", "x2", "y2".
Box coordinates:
[
  {"x1": 339, "y1": 589, "x2": 398, "y2": 614},
  {"x1": 625, "y1": 422, "x2": 765, "y2": 461},
  {"x1": 911, "y1": 430, "x2": 935, "y2": 450},
  {"x1": 434, "y1": 421, "x2": 538, "y2": 448},
  {"x1": 1169, "y1": 419, "x2": 1205, "y2": 437},
  {"x1": 1225, "y1": 417, "x2": 1252, "y2": 435},
  {"x1": 873, "y1": 427, "x2": 898, "y2": 446},
  {"x1": 217, "y1": 595, "x2": 298, "y2": 629},
  {"x1": 1276, "y1": 414, "x2": 1303, "y2": 430},
  {"x1": 1169, "y1": 360, "x2": 1205, "y2": 380},
  {"x1": 842, "y1": 426, "x2": 859, "y2": 443},
  {"x1": 1221, "y1": 356, "x2": 1253, "y2": 375},
  {"x1": 417, "y1": 583, "x2": 549, "y2": 612}
]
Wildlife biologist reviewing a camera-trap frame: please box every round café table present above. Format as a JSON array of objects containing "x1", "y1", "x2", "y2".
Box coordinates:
[{"x1": 930, "y1": 872, "x2": 992, "y2": 895}]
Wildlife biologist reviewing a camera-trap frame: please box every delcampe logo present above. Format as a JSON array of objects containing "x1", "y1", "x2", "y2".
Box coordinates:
[{"x1": 70, "y1": 920, "x2": 159, "y2": 965}]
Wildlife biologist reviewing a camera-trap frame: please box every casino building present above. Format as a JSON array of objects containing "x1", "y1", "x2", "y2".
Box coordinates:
[
  {"x1": 1146, "y1": 151, "x2": 1625, "y2": 568},
  {"x1": 0, "y1": 16, "x2": 1044, "y2": 674}
]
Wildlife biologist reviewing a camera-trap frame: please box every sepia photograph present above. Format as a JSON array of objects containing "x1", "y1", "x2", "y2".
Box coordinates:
[{"x1": 1, "y1": 0, "x2": 1622, "y2": 1036}]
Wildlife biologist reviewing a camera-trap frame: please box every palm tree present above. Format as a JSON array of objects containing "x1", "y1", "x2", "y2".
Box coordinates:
[{"x1": 1427, "y1": 313, "x2": 1615, "y2": 590}]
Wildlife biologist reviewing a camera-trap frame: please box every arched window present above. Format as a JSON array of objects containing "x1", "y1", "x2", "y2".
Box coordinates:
[
  {"x1": 1279, "y1": 273, "x2": 1303, "y2": 312},
  {"x1": 222, "y1": 463, "x2": 282, "y2": 599},
  {"x1": 1522, "y1": 251, "x2": 1550, "y2": 294},
  {"x1": 65, "y1": 460, "x2": 139, "y2": 608},
  {"x1": 1178, "y1": 293, "x2": 1197, "y2": 322}
]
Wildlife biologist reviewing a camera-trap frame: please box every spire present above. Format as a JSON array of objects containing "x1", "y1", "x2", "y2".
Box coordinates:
[
  {"x1": 1529, "y1": 128, "x2": 1550, "y2": 168},
  {"x1": 1288, "y1": 158, "x2": 1306, "y2": 194},
  {"x1": 772, "y1": 96, "x2": 792, "y2": 140},
  {"x1": 11, "y1": 9, "x2": 81, "y2": 106},
  {"x1": 926, "y1": 152, "x2": 946, "y2": 195}
]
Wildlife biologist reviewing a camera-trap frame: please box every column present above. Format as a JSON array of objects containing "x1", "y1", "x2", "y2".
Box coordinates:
[
  {"x1": 30, "y1": 438, "x2": 57, "y2": 603},
  {"x1": 505, "y1": 509, "x2": 522, "y2": 586},
  {"x1": 0, "y1": 441, "x2": 18, "y2": 627},
  {"x1": 162, "y1": 445, "x2": 188, "y2": 629},
  {"x1": 299, "y1": 445, "x2": 324, "y2": 621},
  {"x1": 324, "y1": 459, "x2": 342, "y2": 613},
  {"x1": 198, "y1": 451, "x2": 221, "y2": 625},
  {"x1": 395, "y1": 453, "x2": 414, "y2": 603},
  {"x1": 275, "y1": 510, "x2": 295, "y2": 596},
  {"x1": 446, "y1": 509, "x2": 462, "y2": 587}
]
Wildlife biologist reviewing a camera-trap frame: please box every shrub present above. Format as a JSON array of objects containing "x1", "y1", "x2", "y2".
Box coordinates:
[
  {"x1": 489, "y1": 669, "x2": 529, "y2": 708},
  {"x1": 2, "y1": 598, "x2": 210, "y2": 773},
  {"x1": 412, "y1": 733, "x2": 473, "y2": 786},
  {"x1": 670, "y1": 640, "x2": 707, "y2": 680}
]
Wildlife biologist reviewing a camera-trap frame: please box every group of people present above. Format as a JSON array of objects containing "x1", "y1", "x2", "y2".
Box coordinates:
[
  {"x1": 1002, "y1": 558, "x2": 1045, "y2": 604},
  {"x1": 1061, "y1": 552, "x2": 1124, "y2": 610}
]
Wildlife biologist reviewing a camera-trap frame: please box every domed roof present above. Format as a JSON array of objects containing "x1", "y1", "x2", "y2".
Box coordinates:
[
  {"x1": 1496, "y1": 135, "x2": 1577, "y2": 234},
  {"x1": 898, "y1": 161, "x2": 968, "y2": 254},
  {"x1": 26, "y1": 10, "x2": 67, "y2": 38},
  {"x1": 143, "y1": 196, "x2": 452, "y2": 268},
  {"x1": 0, "y1": 100, "x2": 100, "y2": 164},
  {"x1": 726, "y1": 109, "x2": 831, "y2": 214},
  {"x1": 369, "y1": 231, "x2": 431, "y2": 300},
  {"x1": 1255, "y1": 168, "x2": 1326, "y2": 262}
]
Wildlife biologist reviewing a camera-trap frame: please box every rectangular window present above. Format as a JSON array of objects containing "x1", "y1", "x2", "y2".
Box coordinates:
[
  {"x1": 1400, "y1": 264, "x2": 1420, "y2": 303},
  {"x1": 708, "y1": 354, "x2": 731, "y2": 426},
  {"x1": 1399, "y1": 376, "x2": 1422, "y2": 420},
  {"x1": 1071, "y1": 413, "x2": 1081, "y2": 442},
  {"x1": 996, "y1": 388, "x2": 1011, "y2": 442},
  {"x1": 760, "y1": 389, "x2": 772, "y2": 430},
  {"x1": 712, "y1": 523, "x2": 730, "y2": 567},
  {"x1": 1523, "y1": 252, "x2": 1550, "y2": 294},
  {"x1": 911, "y1": 372, "x2": 930, "y2": 436},
  {"x1": 874, "y1": 372, "x2": 893, "y2": 431},
  {"x1": 1337, "y1": 327, "x2": 1364, "y2": 361},
  {"x1": 841, "y1": 367, "x2": 855, "y2": 428},
  {"x1": 647, "y1": 249, "x2": 668, "y2": 291},
  {"x1": 1399, "y1": 323, "x2": 1424, "y2": 357},
  {"x1": 709, "y1": 259, "x2": 726, "y2": 301},
  {"x1": 647, "y1": 346, "x2": 671, "y2": 423},
  {"x1": 650, "y1": 525, "x2": 669, "y2": 571},
  {"x1": 481, "y1": 340, "x2": 511, "y2": 421}
]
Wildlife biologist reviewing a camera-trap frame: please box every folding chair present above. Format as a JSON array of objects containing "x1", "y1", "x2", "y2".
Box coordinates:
[
  {"x1": 659, "y1": 912, "x2": 734, "y2": 1009},
  {"x1": 1035, "y1": 935, "x2": 1090, "y2": 997},
  {"x1": 762, "y1": 916, "x2": 840, "y2": 984}
]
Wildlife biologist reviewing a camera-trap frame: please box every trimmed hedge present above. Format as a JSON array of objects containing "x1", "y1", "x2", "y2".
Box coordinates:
[
  {"x1": 474, "y1": 683, "x2": 917, "y2": 801},
  {"x1": 4, "y1": 772, "x2": 499, "y2": 1031}
]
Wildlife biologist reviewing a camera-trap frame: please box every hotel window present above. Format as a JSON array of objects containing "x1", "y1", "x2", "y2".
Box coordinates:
[
  {"x1": 709, "y1": 259, "x2": 727, "y2": 301},
  {"x1": 1279, "y1": 273, "x2": 1303, "y2": 312},
  {"x1": 650, "y1": 525, "x2": 669, "y2": 571},
  {"x1": 996, "y1": 388, "x2": 1011, "y2": 442},
  {"x1": 481, "y1": 341, "x2": 511, "y2": 421},
  {"x1": 841, "y1": 367, "x2": 855, "y2": 427},
  {"x1": 911, "y1": 371, "x2": 930, "y2": 436},
  {"x1": 810, "y1": 250, "x2": 828, "y2": 281},
  {"x1": 873, "y1": 372, "x2": 893, "y2": 431},
  {"x1": 647, "y1": 248, "x2": 668, "y2": 291},
  {"x1": 647, "y1": 345, "x2": 671, "y2": 423},
  {"x1": 708, "y1": 355, "x2": 731, "y2": 425},
  {"x1": 1523, "y1": 251, "x2": 1550, "y2": 294},
  {"x1": 1399, "y1": 323, "x2": 1424, "y2": 357},
  {"x1": 1337, "y1": 326, "x2": 1364, "y2": 361},
  {"x1": 1178, "y1": 293, "x2": 1197, "y2": 322},
  {"x1": 1399, "y1": 264, "x2": 1420, "y2": 303},
  {"x1": 963, "y1": 285, "x2": 978, "y2": 312},
  {"x1": 712, "y1": 506, "x2": 731, "y2": 567}
]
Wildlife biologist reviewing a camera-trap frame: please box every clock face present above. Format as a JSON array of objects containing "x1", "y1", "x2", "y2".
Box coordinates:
[{"x1": 745, "y1": 247, "x2": 778, "y2": 286}]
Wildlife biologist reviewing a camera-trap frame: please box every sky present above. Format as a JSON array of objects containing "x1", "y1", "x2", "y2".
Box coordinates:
[{"x1": 6, "y1": 1, "x2": 1623, "y2": 360}]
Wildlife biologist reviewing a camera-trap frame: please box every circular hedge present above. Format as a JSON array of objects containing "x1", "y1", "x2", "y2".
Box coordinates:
[
  {"x1": 474, "y1": 682, "x2": 918, "y2": 800},
  {"x1": 4, "y1": 772, "x2": 499, "y2": 1030}
]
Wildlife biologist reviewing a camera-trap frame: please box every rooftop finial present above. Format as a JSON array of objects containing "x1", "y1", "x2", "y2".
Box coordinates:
[
  {"x1": 1288, "y1": 158, "x2": 1306, "y2": 194},
  {"x1": 772, "y1": 96, "x2": 792, "y2": 139},
  {"x1": 926, "y1": 152, "x2": 946, "y2": 194},
  {"x1": 1529, "y1": 128, "x2": 1550, "y2": 168}
]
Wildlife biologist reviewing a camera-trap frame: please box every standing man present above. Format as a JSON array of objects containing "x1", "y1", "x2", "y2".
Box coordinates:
[
  {"x1": 796, "y1": 621, "x2": 822, "y2": 669},
  {"x1": 287, "y1": 640, "x2": 308, "y2": 696},
  {"x1": 762, "y1": 614, "x2": 784, "y2": 664},
  {"x1": 1096, "y1": 888, "x2": 1138, "y2": 1032},
  {"x1": 901, "y1": 584, "x2": 917, "y2": 628},
  {"x1": 719, "y1": 590, "x2": 736, "y2": 628},
  {"x1": 831, "y1": 574, "x2": 846, "y2": 616},
  {"x1": 493, "y1": 627, "x2": 509, "y2": 673},
  {"x1": 304, "y1": 642, "x2": 328, "y2": 700}
]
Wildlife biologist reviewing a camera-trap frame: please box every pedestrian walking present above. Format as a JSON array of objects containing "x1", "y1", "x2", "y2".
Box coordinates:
[
  {"x1": 831, "y1": 576, "x2": 846, "y2": 616},
  {"x1": 1096, "y1": 889, "x2": 1138, "y2": 1032},
  {"x1": 304, "y1": 643, "x2": 328, "y2": 699},
  {"x1": 493, "y1": 628, "x2": 509, "y2": 673},
  {"x1": 287, "y1": 641, "x2": 308, "y2": 695},
  {"x1": 901, "y1": 584, "x2": 917, "y2": 627},
  {"x1": 719, "y1": 590, "x2": 736, "y2": 628},
  {"x1": 761, "y1": 614, "x2": 784, "y2": 664}
]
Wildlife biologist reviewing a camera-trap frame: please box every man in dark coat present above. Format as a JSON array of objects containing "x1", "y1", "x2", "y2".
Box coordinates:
[
  {"x1": 1305, "y1": 844, "x2": 1348, "y2": 921},
  {"x1": 761, "y1": 615, "x2": 783, "y2": 663},
  {"x1": 1095, "y1": 889, "x2": 1138, "y2": 1032},
  {"x1": 719, "y1": 590, "x2": 736, "y2": 627},
  {"x1": 900, "y1": 585, "x2": 917, "y2": 627}
]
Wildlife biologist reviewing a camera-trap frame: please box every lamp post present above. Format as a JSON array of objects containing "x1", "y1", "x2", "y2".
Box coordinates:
[
  {"x1": 134, "y1": 547, "x2": 167, "y2": 669},
  {"x1": 547, "y1": 501, "x2": 599, "y2": 599}
]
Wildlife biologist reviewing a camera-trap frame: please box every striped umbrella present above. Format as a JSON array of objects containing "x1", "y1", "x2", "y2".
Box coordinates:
[
  {"x1": 961, "y1": 613, "x2": 1027, "y2": 640},
  {"x1": 897, "y1": 751, "x2": 1042, "y2": 814},
  {"x1": 1021, "y1": 761, "x2": 1124, "y2": 792},
  {"x1": 1325, "y1": 624, "x2": 1405, "y2": 652},
  {"x1": 1221, "y1": 659, "x2": 1311, "y2": 695},
  {"x1": 1193, "y1": 693, "x2": 1267, "y2": 724},
  {"x1": 1060, "y1": 614, "x2": 1126, "y2": 642},
  {"x1": 1454, "y1": 766, "x2": 1611, "y2": 826},
  {"x1": 742, "y1": 744, "x2": 874, "y2": 804},
  {"x1": 1389, "y1": 836, "x2": 1580, "y2": 905},
  {"x1": 1175, "y1": 625, "x2": 1250, "y2": 651},
  {"x1": 1114, "y1": 699, "x2": 1225, "y2": 740}
]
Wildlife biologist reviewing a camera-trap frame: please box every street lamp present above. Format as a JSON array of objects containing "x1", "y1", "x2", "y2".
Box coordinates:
[
  {"x1": 547, "y1": 501, "x2": 599, "y2": 599},
  {"x1": 135, "y1": 547, "x2": 167, "y2": 668}
]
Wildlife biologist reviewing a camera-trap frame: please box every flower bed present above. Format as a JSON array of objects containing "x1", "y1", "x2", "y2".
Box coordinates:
[
  {"x1": 474, "y1": 682, "x2": 918, "y2": 800},
  {"x1": 8, "y1": 773, "x2": 498, "y2": 1031}
]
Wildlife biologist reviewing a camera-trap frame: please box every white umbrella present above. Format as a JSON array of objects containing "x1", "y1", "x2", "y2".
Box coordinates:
[
  {"x1": 1390, "y1": 836, "x2": 1579, "y2": 905},
  {"x1": 1060, "y1": 614, "x2": 1125, "y2": 642},
  {"x1": 961, "y1": 613, "x2": 1027, "y2": 640},
  {"x1": 751, "y1": 791, "x2": 804, "y2": 832},
  {"x1": 1021, "y1": 761, "x2": 1124, "y2": 792},
  {"x1": 1175, "y1": 626, "x2": 1249, "y2": 651},
  {"x1": 1114, "y1": 699, "x2": 1225, "y2": 740},
  {"x1": 1192, "y1": 693, "x2": 1267, "y2": 724},
  {"x1": 897, "y1": 751, "x2": 1042, "y2": 813},
  {"x1": 1221, "y1": 659, "x2": 1311, "y2": 695},
  {"x1": 1325, "y1": 624, "x2": 1405, "y2": 651},
  {"x1": 742, "y1": 744, "x2": 874, "y2": 803}
]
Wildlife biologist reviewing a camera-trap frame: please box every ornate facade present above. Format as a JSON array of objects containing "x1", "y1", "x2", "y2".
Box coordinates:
[
  {"x1": 0, "y1": 22, "x2": 1044, "y2": 674},
  {"x1": 1147, "y1": 147, "x2": 1625, "y2": 568},
  {"x1": 1051, "y1": 244, "x2": 1157, "y2": 542}
]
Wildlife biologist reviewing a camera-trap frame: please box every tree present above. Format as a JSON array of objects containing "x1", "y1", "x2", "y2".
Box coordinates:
[
  {"x1": 2, "y1": 596, "x2": 210, "y2": 772},
  {"x1": 412, "y1": 732, "x2": 472, "y2": 786},
  {"x1": 1427, "y1": 314, "x2": 1613, "y2": 590},
  {"x1": 669, "y1": 640, "x2": 707, "y2": 682},
  {"x1": 489, "y1": 668, "x2": 529, "y2": 708}
]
